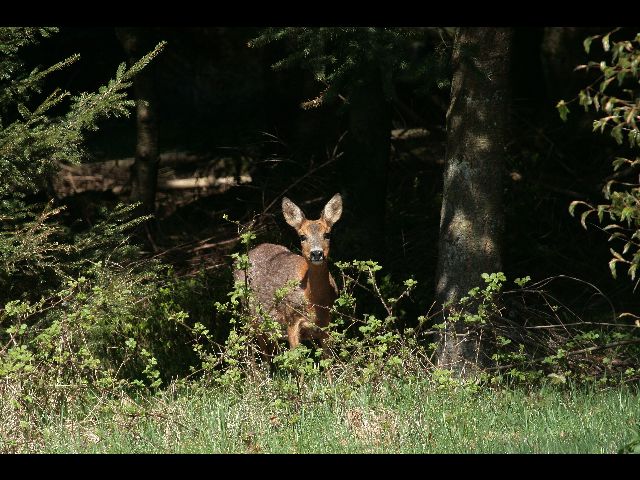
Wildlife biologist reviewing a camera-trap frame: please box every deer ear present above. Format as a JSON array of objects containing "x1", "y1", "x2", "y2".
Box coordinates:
[
  {"x1": 282, "y1": 197, "x2": 305, "y2": 230},
  {"x1": 321, "y1": 193, "x2": 342, "y2": 227}
]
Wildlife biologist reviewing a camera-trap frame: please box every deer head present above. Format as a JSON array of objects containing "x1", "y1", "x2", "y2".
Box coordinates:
[{"x1": 282, "y1": 193, "x2": 342, "y2": 265}]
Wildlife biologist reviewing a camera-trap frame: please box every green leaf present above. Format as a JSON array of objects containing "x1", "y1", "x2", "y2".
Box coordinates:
[
  {"x1": 612, "y1": 157, "x2": 628, "y2": 171},
  {"x1": 621, "y1": 205, "x2": 634, "y2": 224},
  {"x1": 611, "y1": 248, "x2": 625, "y2": 261},
  {"x1": 609, "y1": 258, "x2": 618, "y2": 279},
  {"x1": 603, "y1": 98, "x2": 613, "y2": 113},
  {"x1": 568, "y1": 200, "x2": 588, "y2": 217},
  {"x1": 583, "y1": 36, "x2": 594, "y2": 54},
  {"x1": 547, "y1": 373, "x2": 566, "y2": 384},
  {"x1": 514, "y1": 276, "x2": 531, "y2": 287},
  {"x1": 599, "y1": 76, "x2": 614, "y2": 93},
  {"x1": 580, "y1": 209, "x2": 593, "y2": 229},
  {"x1": 629, "y1": 263, "x2": 638, "y2": 281},
  {"x1": 578, "y1": 90, "x2": 592, "y2": 110},
  {"x1": 593, "y1": 120, "x2": 602, "y2": 132},
  {"x1": 617, "y1": 70, "x2": 627, "y2": 85},
  {"x1": 556, "y1": 100, "x2": 570, "y2": 122},
  {"x1": 603, "y1": 180, "x2": 614, "y2": 199},
  {"x1": 611, "y1": 124, "x2": 624, "y2": 145},
  {"x1": 602, "y1": 33, "x2": 611, "y2": 52}
]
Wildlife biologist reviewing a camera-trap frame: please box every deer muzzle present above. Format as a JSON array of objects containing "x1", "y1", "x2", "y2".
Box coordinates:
[{"x1": 309, "y1": 249, "x2": 325, "y2": 264}]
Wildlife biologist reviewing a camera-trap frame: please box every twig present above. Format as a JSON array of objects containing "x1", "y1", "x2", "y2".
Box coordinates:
[
  {"x1": 486, "y1": 338, "x2": 640, "y2": 372},
  {"x1": 261, "y1": 132, "x2": 346, "y2": 215},
  {"x1": 507, "y1": 274, "x2": 617, "y2": 324}
]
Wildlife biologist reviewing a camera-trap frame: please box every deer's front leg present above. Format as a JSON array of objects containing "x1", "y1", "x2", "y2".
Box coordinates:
[{"x1": 287, "y1": 320, "x2": 302, "y2": 349}]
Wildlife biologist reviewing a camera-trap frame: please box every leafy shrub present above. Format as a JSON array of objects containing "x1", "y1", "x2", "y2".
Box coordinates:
[
  {"x1": 0, "y1": 28, "x2": 173, "y2": 418},
  {"x1": 559, "y1": 29, "x2": 640, "y2": 285},
  {"x1": 438, "y1": 272, "x2": 640, "y2": 386},
  {"x1": 208, "y1": 217, "x2": 640, "y2": 397}
]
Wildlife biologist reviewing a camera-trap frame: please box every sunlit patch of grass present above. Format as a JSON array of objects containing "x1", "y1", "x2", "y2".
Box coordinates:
[{"x1": 4, "y1": 376, "x2": 636, "y2": 454}]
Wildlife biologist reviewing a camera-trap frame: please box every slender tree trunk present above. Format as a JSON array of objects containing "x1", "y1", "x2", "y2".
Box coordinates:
[
  {"x1": 435, "y1": 27, "x2": 513, "y2": 375},
  {"x1": 116, "y1": 28, "x2": 159, "y2": 243},
  {"x1": 340, "y1": 64, "x2": 391, "y2": 263}
]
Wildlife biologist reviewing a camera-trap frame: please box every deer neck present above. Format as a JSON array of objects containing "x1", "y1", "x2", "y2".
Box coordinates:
[
  {"x1": 303, "y1": 261, "x2": 331, "y2": 305},
  {"x1": 303, "y1": 261, "x2": 333, "y2": 327}
]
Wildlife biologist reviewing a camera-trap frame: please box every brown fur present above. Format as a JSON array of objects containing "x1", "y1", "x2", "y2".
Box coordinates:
[{"x1": 234, "y1": 194, "x2": 342, "y2": 350}]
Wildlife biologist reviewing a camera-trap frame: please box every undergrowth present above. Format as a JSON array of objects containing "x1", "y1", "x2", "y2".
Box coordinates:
[{"x1": 1, "y1": 219, "x2": 639, "y2": 452}]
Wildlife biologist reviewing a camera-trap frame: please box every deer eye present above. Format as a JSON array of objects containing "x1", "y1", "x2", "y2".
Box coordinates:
[
  {"x1": 323, "y1": 232, "x2": 331, "y2": 239},
  {"x1": 299, "y1": 235, "x2": 307, "y2": 242}
]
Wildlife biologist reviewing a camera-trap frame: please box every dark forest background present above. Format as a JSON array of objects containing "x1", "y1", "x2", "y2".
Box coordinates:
[
  {"x1": 5, "y1": 26, "x2": 640, "y2": 453},
  {"x1": 30, "y1": 27, "x2": 636, "y2": 314}
]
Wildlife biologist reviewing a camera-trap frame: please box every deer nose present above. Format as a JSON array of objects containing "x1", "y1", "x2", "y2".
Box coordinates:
[{"x1": 309, "y1": 250, "x2": 324, "y2": 263}]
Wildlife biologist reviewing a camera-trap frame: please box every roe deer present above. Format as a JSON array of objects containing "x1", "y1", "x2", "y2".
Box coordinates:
[{"x1": 234, "y1": 194, "x2": 343, "y2": 350}]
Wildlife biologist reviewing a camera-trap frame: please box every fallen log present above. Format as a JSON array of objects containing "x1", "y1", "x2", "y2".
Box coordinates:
[{"x1": 51, "y1": 152, "x2": 250, "y2": 198}]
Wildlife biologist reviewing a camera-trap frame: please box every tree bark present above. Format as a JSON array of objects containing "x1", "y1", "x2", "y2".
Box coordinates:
[
  {"x1": 435, "y1": 27, "x2": 513, "y2": 375},
  {"x1": 339, "y1": 64, "x2": 391, "y2": 264},
  {"x1": 116, "y1": 28, "x2": 160, "y2": 237}
]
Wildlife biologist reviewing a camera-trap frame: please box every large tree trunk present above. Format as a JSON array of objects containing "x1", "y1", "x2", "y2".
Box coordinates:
[
  {"x1": 339, "y1": 64, "x2": 391, "y2": 263},
  {"x1": 116, "y1": 28, "x2": 160, "y2": 242},
  {"x1": 435, "y1": 27, "x2": 513, "y2": 375}
]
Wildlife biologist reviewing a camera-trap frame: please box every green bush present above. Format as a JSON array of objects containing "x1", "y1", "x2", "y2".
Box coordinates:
[
  {"x1": 0, "y1": 27, "x2": 172, "y2": 414},
  {"x1": 559, "y1": 29, "x2": 640, "y2": 285},
  {"x1": 210, "y1": 220, "x2": 640, "y2": 396}
]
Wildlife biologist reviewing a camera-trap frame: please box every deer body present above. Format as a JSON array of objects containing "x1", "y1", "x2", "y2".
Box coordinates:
[{"x1": 234, "y1": 194, "x2": 343, "y2": 349}]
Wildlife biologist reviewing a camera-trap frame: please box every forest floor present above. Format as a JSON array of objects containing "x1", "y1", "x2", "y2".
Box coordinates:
[
  {"x1": 6, "y1": 376, "x2": 639, "y2": 454},
  {"x1": 54, "y1": 152, "x2": 257, "y2": 277}
]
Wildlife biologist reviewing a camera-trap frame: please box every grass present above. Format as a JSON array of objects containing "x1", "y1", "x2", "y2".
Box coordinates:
[{"x1": 5, "y1": 375, "x2": 639, "y2": 453}]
